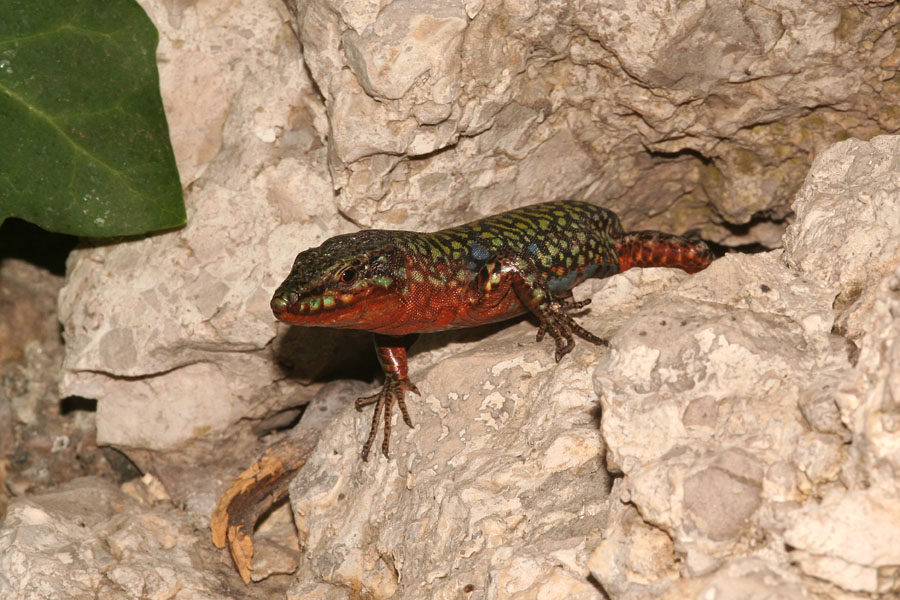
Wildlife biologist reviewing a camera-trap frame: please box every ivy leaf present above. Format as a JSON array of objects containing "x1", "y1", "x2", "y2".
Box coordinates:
[{"x1": 0, "y1": 0, "x2": 185, "y2": 237}]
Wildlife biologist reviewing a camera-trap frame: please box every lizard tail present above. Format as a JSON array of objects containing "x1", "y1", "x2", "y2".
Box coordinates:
[{"x1": 616, "y1": 231, "x2": 712, "y2": 274}]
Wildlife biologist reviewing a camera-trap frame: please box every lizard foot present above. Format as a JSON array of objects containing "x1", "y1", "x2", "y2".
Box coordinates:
[
  {"x1": 490, "y1": 255, "x2": 607, "y2": 362},
  {"x1": 532, "y1": 292, "x2": 607, "y2": 361},
  {"x1": 355, "y1": 376, "x2": 420, "y2": 460},
  {"x1": 535, "y1": 298, "x2": 608, "y2": 362},
  {"x1": 536, "y1": 293, "x2": 592, "y2": 342}
]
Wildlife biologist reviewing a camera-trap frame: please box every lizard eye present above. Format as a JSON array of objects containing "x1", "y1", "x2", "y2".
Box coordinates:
[{"x1": 339, "y1": 267, "x2": 357, "y2": 284}]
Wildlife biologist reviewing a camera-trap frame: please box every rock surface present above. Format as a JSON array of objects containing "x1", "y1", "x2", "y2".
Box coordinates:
[
  {"x1": 283, "y1": 136, "x2": 900, "y2": 598},
  {"x1": 56, "y1": 0, "x2": 900, "y2": 459},
  {"x1": 288, "y1": 318, "x2": 612, "y2": 600},
  {"x1": 0, "y1": 257, "x2": 118, "y2": 515},
  {"x1": 278, "y1": 137, "x2": 900, "y2": 599},
  {"x1": 57, "y1": 0, "x2": 338, "y2": 453},
  {"x1": 0, "y1": 477, "x2": 260, "y2": 599},
  {"x1": 35, "y1": 0, "x2": 900, "y2": 598},
  {"x1": 289, "y1": 0, "x2": 899, "y2": 238},
  {"x1": 783, "y1": 135, "x2": 900, "y2": 341}
]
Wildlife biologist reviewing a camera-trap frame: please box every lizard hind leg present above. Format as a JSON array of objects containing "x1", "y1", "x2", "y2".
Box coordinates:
[
  {"x1": 539, "y1": 302, "x2": 607, "y2": 361},
  {"x1": 536, "y1": 291, "x2": 592, "y2": 342},
  {"x1": 492, "y1": 256, "x2": 609, "y2": 362},
  {"x1": 550, "y1": 304, "x2": 609, "y2": 362}
]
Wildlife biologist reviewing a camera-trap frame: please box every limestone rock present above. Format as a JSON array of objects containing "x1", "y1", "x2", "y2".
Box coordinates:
[
  {"x1": 784, "y1": 487, "x2": 900, "y2": 594},
  {"x1": 283, "y1": 137, "x2": 900, "y2": 598},
  {"x1": 659, "y1": 558, "x2": 813, "y2": 600},
  {"x1": 288, "y1": 0, "x2": 900, "y2": 237},
  {"x1": 782, "y1": 135, "x2": 900, "y2": 341},
  {"x1": 587, "y1": 487, "x2": 678, "y2": 598},
  {"x1": 57, "y1": 0, "x2": 338, "y2": 451},
  {"x1": 589, "y1": 135, "x2": 900, "y2": 598},
  {"x1": 776, "y1": 138, "x2": 900, "y2": 595},
  {"x1": 594, "y1": 250, "x2": 848, "y2": 562},
  {"x1": 45, "y1": 0, "x2": 900, "y2": 595},
  {"x1": 0, "y1": 260, "x2": 62, "y2": 366},
  {"x1": 838, "y1": 260, "x2": 900, "y2": 492},
  {"x1": 288, "y1": 318, "x2": 612, "y2": 600},
  {"x1": 0, "y1": 477, "x2": 240, "y2": 599}
]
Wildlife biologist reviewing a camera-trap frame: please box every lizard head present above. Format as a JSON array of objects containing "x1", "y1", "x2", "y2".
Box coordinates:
[{"x1": 270, "y1": 230, "x2": 404, "y2": 330}]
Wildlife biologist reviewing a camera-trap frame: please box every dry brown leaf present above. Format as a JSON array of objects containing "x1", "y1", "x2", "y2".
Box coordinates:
[{"x1": 211, "y1": 438, "x2": 316, "y2": 583}]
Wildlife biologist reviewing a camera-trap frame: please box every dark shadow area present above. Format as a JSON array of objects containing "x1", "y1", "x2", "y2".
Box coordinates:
[
  {"x1": 59, "y1": 396, "x2": 97, "y2": 415},
  {"x1": 253, "y1": 494, "x2": 292, "y2": 533},
  {"x1": 587, "y1": 401, "x2": 623, "y2": 489},
  {"x1": 100, "y1": 446, "x2": 143, "y2": 483},
  {"x1": 270, "y1": 318, "x2": 526, "y2": 415},
  {"x1": 588, "y1": 401, "x2": 603, "y2": 430},
  {"x1": 705, "y1": 238, "x2": 771, "y2": 258},
  {"x1": 411, "y1": 315, "x2": 531, "y2": 355},
  {"x1": 586, "y1": 572, "x2": 613, "y2": 600},
  {"x1": 706, "y1": 210, "x2": 791, "y2": 257},
  {"x1": 0, "y1": 218, "x2": 78, "y2": 275},
  {"x1": 273, "y1": 326, "x2": 381, "y2": 384},
  {"x1": 646, "y1": 146, "x2": 714, "y2": 165},
  {"x1": 251, "y1": 404, "x2": 306, "y2": 436}
]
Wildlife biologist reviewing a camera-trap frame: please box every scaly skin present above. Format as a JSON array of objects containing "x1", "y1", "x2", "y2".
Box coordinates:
[{"x1": 271, "y1": 200, "x2": 712, "y2": 460}]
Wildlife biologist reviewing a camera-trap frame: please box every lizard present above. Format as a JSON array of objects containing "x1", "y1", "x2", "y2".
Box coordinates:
[{"x1": 270, "y1": 200, "x2": 712, "y2": 461}]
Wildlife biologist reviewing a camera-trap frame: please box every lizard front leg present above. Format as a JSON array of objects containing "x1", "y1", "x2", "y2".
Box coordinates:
[{"x1": 355, "y1": 334, "x2": 420, "y2": 460}]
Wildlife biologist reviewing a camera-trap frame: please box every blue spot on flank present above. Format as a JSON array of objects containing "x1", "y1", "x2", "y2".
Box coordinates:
[
  {"x1": 527, "y1": 242, "x2": 539, "y2": 255},
  {"x1": 598, "y1": 262, "x2": 619, "y2": 278},
  {"x1": 548, "y1": 271, "x2": 578, "y2": 294},
  {"x1": 469, "y1": 242, "x2": 491, "y2": 261},
  {"x1": 583, "y1": 264, "x2": 599, "y2": 279}
]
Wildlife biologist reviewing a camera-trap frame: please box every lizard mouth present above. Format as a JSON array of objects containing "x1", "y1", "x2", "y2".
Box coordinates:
[
  {"x1": 270, "y1": 288, "x2": 360, "y2": 323},
  {"x1": 270, "y1": 293, "x2": 290, "y2": 317},
  {"x1": 270, "y1": 290, "x2": 319, "y2": 320}
]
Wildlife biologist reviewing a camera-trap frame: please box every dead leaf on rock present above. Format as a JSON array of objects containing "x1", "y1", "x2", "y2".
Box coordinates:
[{"x1": 211, "y1": 436, "x2": 316, "y2": 584}]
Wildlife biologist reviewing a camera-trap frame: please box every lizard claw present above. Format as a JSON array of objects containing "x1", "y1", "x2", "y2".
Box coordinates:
[
  {"x1": 356, "y1": 376, "x2": 418, "y2": 461},
  {"x1": 535, "y1": 295, "x2": 592, "y2": 343},
  {"x1": 539, "y1": 300, "x2": 608, "y2": 362}
]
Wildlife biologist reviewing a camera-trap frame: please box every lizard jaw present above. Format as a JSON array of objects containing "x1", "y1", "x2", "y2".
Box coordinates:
[{"x1": 270, "y1": 286, "x2": 401, "y2": 330}]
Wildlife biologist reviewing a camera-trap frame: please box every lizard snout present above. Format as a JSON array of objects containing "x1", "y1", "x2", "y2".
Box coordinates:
[{"x1": 270, "y1": 292, "x2": 290, "y2": 317}]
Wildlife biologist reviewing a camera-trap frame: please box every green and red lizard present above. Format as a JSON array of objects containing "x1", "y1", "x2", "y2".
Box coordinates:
[{"x1": 270, "y1": 200, "x2": 712, "y2": 460}]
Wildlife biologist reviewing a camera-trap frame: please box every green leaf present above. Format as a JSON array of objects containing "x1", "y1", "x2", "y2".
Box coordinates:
[{"x1": 0, "y1": 0, "x2": 185, "y2": 237}]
